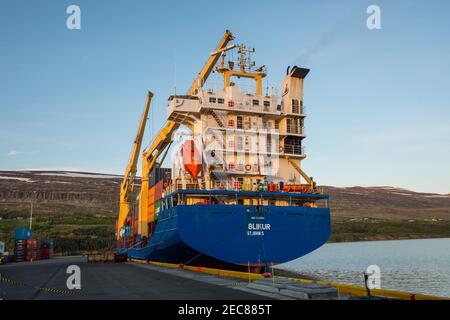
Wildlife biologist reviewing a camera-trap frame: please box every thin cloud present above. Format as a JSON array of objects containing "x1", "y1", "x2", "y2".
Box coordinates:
[
  {"x1": 290, "y1": 15, "x2": 355, "y2": 66},
  {"x1": 7, "y1": 150, "x2": 20, "y2": 156}
]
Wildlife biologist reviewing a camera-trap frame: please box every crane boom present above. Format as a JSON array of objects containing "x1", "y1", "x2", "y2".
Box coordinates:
[
  {"x1": 187, "y1": 30, "x2": 234, "y2": 95},
  {"x1": 137, "y1": 30, "x2": 234, "y2": 237},
  {"x1": 117, "y1": 91, "x2": 153, "y2": 238},
  {"x1": 285, "y1": 156, "x2": 316, "y2": 190}
]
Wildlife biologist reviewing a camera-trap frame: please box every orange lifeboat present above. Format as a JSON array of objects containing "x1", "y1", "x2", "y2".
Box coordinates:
[{"x1": 182, "y1": 140, "x2": 202, "y2": 178}]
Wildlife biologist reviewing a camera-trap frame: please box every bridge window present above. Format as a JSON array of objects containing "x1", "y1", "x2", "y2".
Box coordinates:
[
  {"x1": 252, "y1": 99, "x2": 259, "y2": 106},
  {"x1": 237, "y1": 136, "x2": 243, "y2": 150},
  {"x1": 267, "y1": 134, "x2": 272, "y2": 153},
  {"x1": 218, "y1": 98, "x2": 224, "y2": 104},
  {"x1": 209, "y1": 97, "x2": 217, "y2": 103},
  {"x1": 237, "y1": 116, "x2": 243, "y2": 129},
  {"x1": 292, "y1": 99, "x2": 299, "y2": 114}
]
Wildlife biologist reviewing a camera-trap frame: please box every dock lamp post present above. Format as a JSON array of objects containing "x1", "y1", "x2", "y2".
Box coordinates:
[{"x1": 29, "y1": 191, "x2": 37, "y2": 230}]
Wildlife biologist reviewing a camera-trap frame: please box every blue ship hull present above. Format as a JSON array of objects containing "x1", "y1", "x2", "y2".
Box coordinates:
[{"x1": 124, "y1": 192, "x2": 331, "y2": 267}]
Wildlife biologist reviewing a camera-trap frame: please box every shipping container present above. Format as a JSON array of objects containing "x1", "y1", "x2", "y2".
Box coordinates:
[
  {"x1": 14, "y1": 240, "x2": 26, "y2": 256},
  {"x1": 40, "y1": 247, "x2": 53, "y2": 260},
  {"x1": 154, "y1": 179, "x2": 164, "y2": 199},
  {"x1": 14, "y1": 239, "x2": 26, "y2": 247},
  {"x1": 26, "y1": 248, "x2": 40, "y2": 261},
  {"x1": 40, "y1": 238, "x2": 54, "y2": 249},
  {"x1": 14, "y1": 240, "x2": 26, "y2": 262},
  {"x1": 148, "y1": 179, "x2": 169, "y2": 209},
  {"x1": 154, "y1": 200, "x2": 161, "y2": 221},
  {"x1": 26, "y1": 239, "x2": 39, "y2": 249},
  {"x1": 15, "y1": 228, "x2": 32, "y2": 240},
  {"x1": 148, "y1": 185, "x2": 155, "y2": 207},
  {"x1": 147, "y1": 203, "x2": 155, "y2": 222},
  {"x1": 149, "y1": 167, "x2": 171, "y2": 187}
]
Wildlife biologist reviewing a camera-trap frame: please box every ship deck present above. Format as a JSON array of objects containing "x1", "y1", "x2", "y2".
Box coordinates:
[{"x1": 168, "y1": 189, "x2": 329, "y2": 199}]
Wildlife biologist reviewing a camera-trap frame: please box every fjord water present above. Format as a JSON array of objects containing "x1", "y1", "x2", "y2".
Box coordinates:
[{"x1": 278, "y1": 238, "x2": 450, "y2": 297}]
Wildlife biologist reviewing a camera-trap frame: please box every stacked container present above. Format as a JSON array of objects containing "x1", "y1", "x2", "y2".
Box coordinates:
[
  {"x1": 14, "y1": 239, "x2": 27, "y2": 262},
  {"x1": 14, "y1": 228, "x2": 32, "y2": 262},
  {"x1": 149, "y1": 167, "x2": 171, "y2": 187},
  {"x1": 15, "y1": 228, "x2": 32, "y2": 240},
  {"x1": 154, "y1": 200, "x2": 162, "y2": 221},
  {"x1": 39, "y1": 238, "x2": 53, "y2": 259},
  {"x1": 26, "y1": 239, "x2": 40, "y2": 261},
  {"x1": 148, "y1": 178, "x2": 169, "y2": 223}
]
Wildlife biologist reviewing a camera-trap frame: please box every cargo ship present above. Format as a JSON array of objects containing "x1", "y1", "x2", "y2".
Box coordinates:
[{"x1": 115, "y1": 30, "x2": 331, "y2": 271}]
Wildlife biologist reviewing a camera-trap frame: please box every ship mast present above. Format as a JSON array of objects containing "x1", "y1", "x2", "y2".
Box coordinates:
[{"x1": 216, "y1": 43, "x2": 266, "y2": 96}]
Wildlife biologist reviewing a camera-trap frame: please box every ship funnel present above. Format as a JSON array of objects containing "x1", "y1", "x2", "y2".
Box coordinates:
[{"x1": 281, "y1": 66, "x2": 310, "y2": 112}]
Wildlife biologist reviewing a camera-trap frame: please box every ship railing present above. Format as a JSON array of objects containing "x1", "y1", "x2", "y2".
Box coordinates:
[
  {"x1": 207, "y1": 125, "x2": 279, "y2": 134},
  {"x1": 210, "y1": 163, "x2": 261, "y2": 174},
  {"x1": 201, "y1": 101, "x2": 279, "y2": 115},
  {"x1": 198, "y1": 93, "x2": 279, "y2": 115},
  {"x1": 283, "y1": 145, "x2": 305, "y2": 156},
  {"x1": 286, "y1": 105, "x2": 307, "y2": 116},
  {"x1": 168, "y1": 180, "x2": 329, "y2": 208},
  {"x1": 286, "y1": 125, "x2": 306, "y2": 136},
  {"x1": 209, "y1": 180, "x2": 278, "y2": 192},
  {"x1": 232, "y1": 102, "x2": 278, "y2": 114},
  {"x1": 301, "y1": 105, "x2": 307, "y2": 115},
  {"x1": 212, "y1": 180, "x2": 239, "y2": 190}
]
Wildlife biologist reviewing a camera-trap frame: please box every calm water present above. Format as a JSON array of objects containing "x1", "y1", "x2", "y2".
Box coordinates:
[{"x1": 278, "y1": 238, "x2": 450, "y2": 297}]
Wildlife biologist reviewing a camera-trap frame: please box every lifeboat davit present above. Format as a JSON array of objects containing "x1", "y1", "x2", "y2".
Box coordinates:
[{"x1": 182, "y1": 140, "x2": 202, "y2": 178}]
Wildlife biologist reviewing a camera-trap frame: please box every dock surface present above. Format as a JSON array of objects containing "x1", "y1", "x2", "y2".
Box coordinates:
[{"x1": 0, "y1": 257, "x2": 273, "y2": 300}]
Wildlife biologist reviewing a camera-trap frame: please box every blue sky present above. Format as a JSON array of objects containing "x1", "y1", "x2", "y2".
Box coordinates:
[{"x1": 0, "y1": 0, "x2": 449, "y2": 193}]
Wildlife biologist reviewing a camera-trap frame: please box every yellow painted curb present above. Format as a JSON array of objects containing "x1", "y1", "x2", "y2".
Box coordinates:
[
  {"x1": 129, "y1": 259, "x2": 263, "y2": 281},
  {"x1": 279, "y1": 276, "x2": 449, "y2": 300},
  {"x1": 129, "y1": 259, "x2": 449, "y2": 300}
]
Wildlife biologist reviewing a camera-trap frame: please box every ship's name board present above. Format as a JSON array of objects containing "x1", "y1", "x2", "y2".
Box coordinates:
[{"x1": 247, "y1": 223, "x2": 271, "y2": 236}]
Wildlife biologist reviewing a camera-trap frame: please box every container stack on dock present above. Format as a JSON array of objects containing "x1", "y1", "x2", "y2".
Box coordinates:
[
  {"x1": 11, "y1": 228, "x2": 53, "y2": 263},
  {"x1": 39, "y1": 238, "x2": 53, "y2": 260},
  {"x1": 26, "y1": 239, "x2": 39, "y2": 261},
  {"x1": 14, "y1": 228, "x2": 31, "y2": 262},
  {"x1": 14, "y1": 239, "x2": 27, "y2": 262}
]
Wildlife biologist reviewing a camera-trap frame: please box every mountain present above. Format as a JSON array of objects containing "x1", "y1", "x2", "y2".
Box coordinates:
[
  {"x1": 322, "y1": 186, "x2": 450, "y2": 220},
  {"x1": 0, "y1": 170, "x2": 123, "y2": 216},
  {"x1": 0, "y1": 170, "x2": 449, "y2": 220}
]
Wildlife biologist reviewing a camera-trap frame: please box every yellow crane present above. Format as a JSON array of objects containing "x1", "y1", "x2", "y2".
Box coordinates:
[
  {"x1": 137, "y1": 30, "x2": 234, "y2": 238},
  {"x1": 285, "y1": 156, "x2": 317, "y2": 191},
  {"x1": 187, "y1": 29, "x2": 234, "y2": 95},
  {"x1": 117, "y1": 91, "x2": 153, "y2": 239}
]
